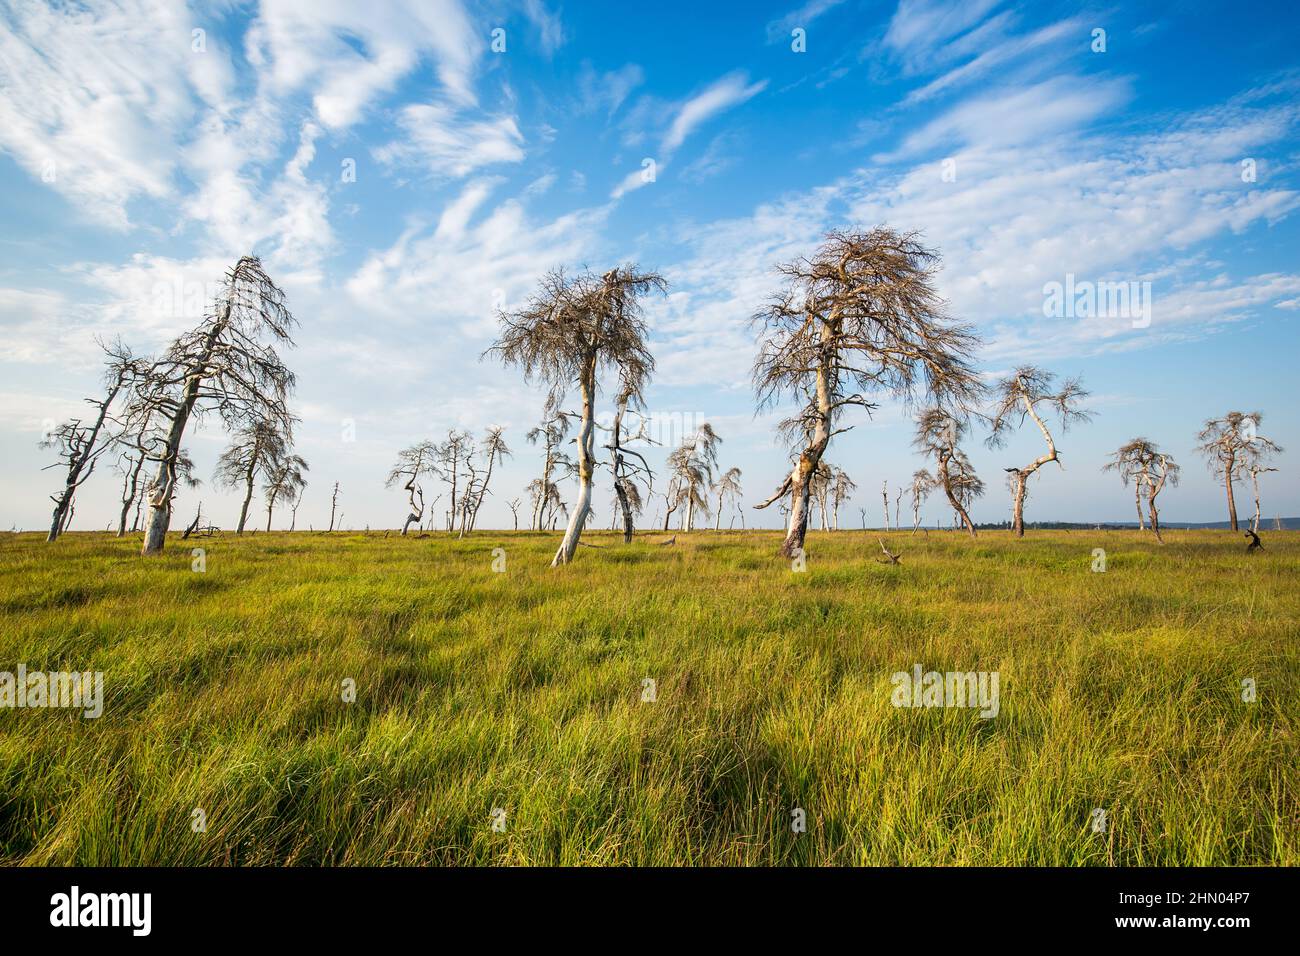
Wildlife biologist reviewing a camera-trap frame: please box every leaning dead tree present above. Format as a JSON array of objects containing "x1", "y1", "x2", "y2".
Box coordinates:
[
  {"x1": 751, "y1": 228, "x2": 982, "y2": 558},
  {"x1": 41, "y1": 340, "x2": 143, "y2": 541},
  {"x1": 914, "y1": 407, "x2": 982, "y2": 537},
  {"x1": 986, "y1": 366, "x2": 1092, "y2": 537},
  {"x1": 133, "y1": 256, "x2": 298, "y2": 555},
  {"x1": 1196, "y1": 411, "x2": 1280, "y2": 531},
  {"x1": 1103, "y1": 437, "x2": 1180, "y2": 541},
  {"x1": 488, "y1": 265, "x2": 665, "y2": 566},
  {"x1": 713, "y1": 467, "x2": 743, "y2": 531},
  {"x1": 386, "y1": 440, "x2": 438, "y2": 535},
  {"x1": 213, "y1": 419, "x2": 291, "y2": 534},
  {"x1": 263, "y1": 452, "x2": 308, "y2": 531},
  {"x1": 664, "y1": 423, "x2": 720, "y2": 532}
]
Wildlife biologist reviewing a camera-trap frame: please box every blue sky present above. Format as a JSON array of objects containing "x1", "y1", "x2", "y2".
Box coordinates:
[{"x1": 1, "y1": 0, "x2": 1297, "y2": 532}]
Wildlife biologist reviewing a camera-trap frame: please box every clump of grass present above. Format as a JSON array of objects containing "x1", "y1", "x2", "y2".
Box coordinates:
[{"x1": 0, "y1": 528, "x2": 1294, "y2": 865}]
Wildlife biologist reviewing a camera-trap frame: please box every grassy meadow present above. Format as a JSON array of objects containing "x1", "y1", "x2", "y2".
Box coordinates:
[{"x1": 0, "y1": 527, "x2": 1295, "y2": 866}]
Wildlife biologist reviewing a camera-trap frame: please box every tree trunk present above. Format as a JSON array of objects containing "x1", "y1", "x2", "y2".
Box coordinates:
[
  {"x1": 616, "y1": 479, "x2": 635, "y2": 544},
  {"x1": 940, "y1": 459, "x2": 976, "y2": 539},
  {"x1": 1225, "y1": 473, "x2": 1239, "y2": 531},
  {"x1": 1134, "y1": 482, "x2": 1146, "y2": 530},
  {"x1": 1011, "y1": 472, "x2": 1027, "y2": 537},
  {"x1": 781, "y1": 454, "x2": 816, "y2": 558},
  {"x1": 553, "y1": 359, "x2": 596, "y2": 566},
  {"x1": 143, "y1": 309, "x2": 227, "y2": 555}
]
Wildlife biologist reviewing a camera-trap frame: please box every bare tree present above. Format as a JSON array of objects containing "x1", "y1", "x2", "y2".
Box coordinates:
[
  {"x1": 507, "y1": 497, "x2": 522, "y2": 531},
  {"x1": 263, "y1": 453, "x2": 308, "y2": 531},
  {"x1": 213, "y1": 419, "x2": 291, "y2": 533},
  {"x1": 1196, "y1": 412, "x2": 1280, "y2": 531},
  {"x1": 386, "y1": 441, "x2": 439, "y2": 536},
  {"x1": 1103, "y1": 437, "x2": 1180, "y2": 539},
  {"x1": 290, "y1": 481, "x2": 306, "y2": 531},
  {"x1": 41, "y1": 340, "x2": 144, "y2": 541},
  {"x1": 909, "y1": 469, "x2": 933, "y2": 533},
  {"x1": 986, "y1": 366, "x2": 1092, "y2": 537},
  {"x1": 664, "y1": 423, "x2": 720, "y2": 532},
  {"x1": 525, "y1": 407, "x2": 573, "y2": 531},
  {"x1": 1104, "y1": 438, "x2": 1154, "y2": 531},
  {"x1": 133, "y1": 257, "x2": 298, "y2": 555},
  {"x1": 713, "y1": 467, "x2": 743, "y2": 531},
  {"x1": 914, "y1": 407, "x2": 982, "y2": 537},
  {"x1": 604, "y1": 382, "x2": 657, "y2": 543},
  {"x1": 328, "y1": 481, "x2": 340, "y2": 533},
  {"x1": 880, "y1": 479, "x2": 890, "y2": 531},
  {"x1": 437, "y1": 430, "x2": 473, "y2": 533},
  {"x1": 751, "y1": 228, "x2": 981, "y2": 557},
  {"x1": 466, "y1": 427, "x2": 511, "y2": 534},
  {"x1": 829, "y1": 467, "x2": 856, "y2": 531},
  {"x1": 488, "y1": 265, "x2": 665, "y2": 566},
  {"x1": 1248, "y1": 463, "x2": 1278, "y2": 534}
]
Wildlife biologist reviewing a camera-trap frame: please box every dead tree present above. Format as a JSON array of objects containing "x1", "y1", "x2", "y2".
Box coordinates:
[
  {"x1": 713, "y1": 467, "x2": 743, "y2": 532},
  {"x1": 751, "y1": 228, "x2": 981, "y2": 558},
  {"x1": 466, "y1": 427, "x2": 512, "y2": 534},
  {"x1": 386, "y1": 441, "x2": 438, "y2": 535},
  {"x1": 488, "y1": 265, "x2": 665, "y2": 566},
  {"x1": 263, "y1": 453, "x2": 308, "y2": 531},
  {"x1": 1196, "y1": 411, "x2": 1280, "y2": 531},
  {"x1": 908, "y1": 469, "x2": 933, "y2": 533},
  {"x1": 213, "y1": 419, "x2": 291, "y2": 534},
  {"x1": 328, "y1": 482, "x2": 340, "y2": 532},
  {"x1": 1247, "y1": 464, "x2": 1279, "y2": 534},
  {"x1": 436, "y1": 430, "x2": 473, "y2": 533},
  {"x1": 133, "y1": 257, "x2": 298, "y2": 555},
  {"x1": 914, "y1": 408, "x2": 981, "y2": 537},
  {"x1": 880, "y1": 480, "x2": 890, "y2": 531},
  {"x1": 604, "y1": 382, "x2": 657, "y2": 543},
  {"x1": 876, "y1": 538, "x2": 902, "y2": 564},
  {"x1": 828, "y1": 467, "x2": 855, "y2": 531},
  {"x1": 664, "y1": 424, "x2": 719, "y2": 532},
  {"x1": 1103, "y1": 438, "x2": 1179, "y2": 542},
  {"x1": 986, "y1": 366, "x2": 1091, "y2": 537},
  {"x1": 41, "y1": 340, "x2": 143, "y2": 541},
  {"x1": 507, "y1": 498, "x2": 522, "y2": 531},
  {"x1": 525, "y1": 407, "x2": 573, "y2": 531},
  {"x1": 290, "y1": 486, "x2": 305, "y2": 531}
]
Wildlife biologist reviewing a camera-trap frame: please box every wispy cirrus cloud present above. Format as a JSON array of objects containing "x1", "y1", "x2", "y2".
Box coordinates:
[{"x1": 612, "y1": 70, "x2": 767, "y2": 198}]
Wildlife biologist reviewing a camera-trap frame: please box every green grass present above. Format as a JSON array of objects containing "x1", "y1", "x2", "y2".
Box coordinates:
[{"x1": 0, "y1": 527, "x2": 1295, "y2": 866}]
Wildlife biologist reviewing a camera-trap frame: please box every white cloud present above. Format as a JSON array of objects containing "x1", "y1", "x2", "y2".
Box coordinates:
[
  {"x1": 612, "y1": 71, "x2": 767, "y2": 198},
  {"x1": 0, "y1": 0, "x2": 232, "y2": 227},
  {"x1": 662, "y1": 72, "x2": 768, "y2": 154},
  {"x1": 375, "y1": 103, "x2": 525, "y2": 178},
  {"x1": 248, "y1": 0, "x2": 482, "y2": 123}
]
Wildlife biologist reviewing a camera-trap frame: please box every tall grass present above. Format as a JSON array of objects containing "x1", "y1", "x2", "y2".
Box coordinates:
[{"x1": 0, "y1": 527, "x2": 1294, "y2": 865}]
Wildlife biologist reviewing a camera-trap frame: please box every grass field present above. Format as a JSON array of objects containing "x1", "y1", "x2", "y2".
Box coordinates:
[{"x1": 0, "y1": 527, "x2": 1295, "y2": 866}]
